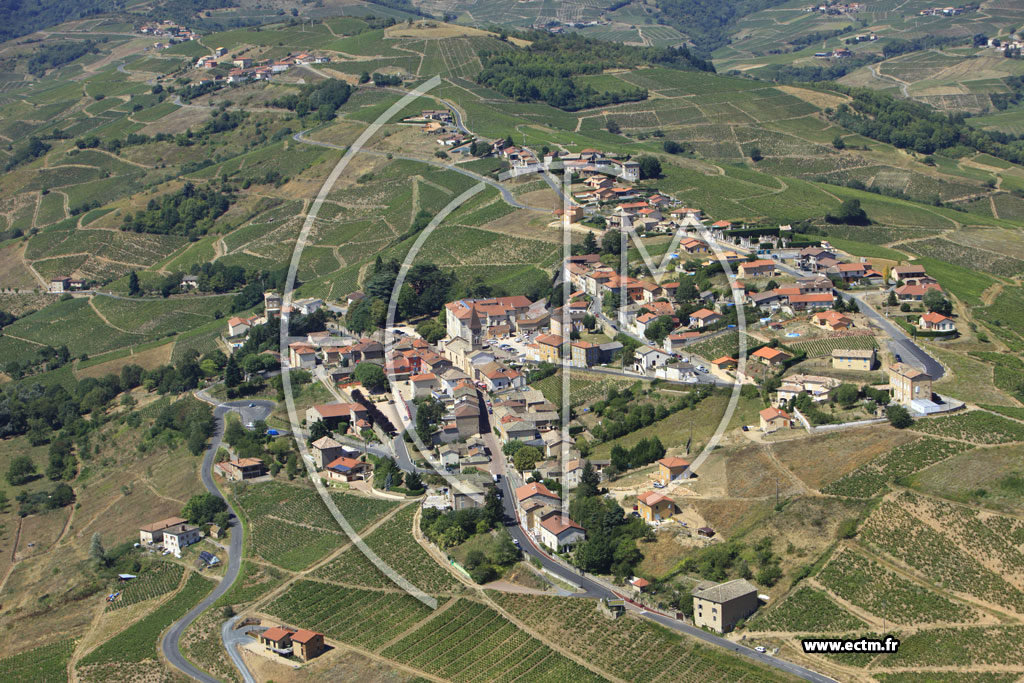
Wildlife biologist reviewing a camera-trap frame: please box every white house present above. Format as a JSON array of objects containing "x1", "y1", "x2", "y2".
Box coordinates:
[
  {"x1": 634, "y1": 345, "x2": 672, "y2": 373},
  {"x1": 918, "y1": 312, "x2": 956, "y2": 333},
  {"x1": 538, "y1": 513, "x2": 585, "y2": 550}
]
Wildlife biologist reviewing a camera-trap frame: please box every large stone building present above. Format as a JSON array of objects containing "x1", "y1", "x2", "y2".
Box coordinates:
[
  {"x1": 692, "y1": 579, "x2": 759, "y2": 633},
  {"x1": 444, "y1": 296, "x2": 534, "y2": 344},
  {"x1": 888, "y1": 362, "x2": 932, "y2": 406}
]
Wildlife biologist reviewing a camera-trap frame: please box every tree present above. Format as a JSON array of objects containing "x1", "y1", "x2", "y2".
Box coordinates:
[
  {"x1": 89, "y1": 532, "x2": 106, "y2": 565},
  {"x1": 353, "y1": 362, "x2": 387, "y2": 392},
  {"x1": 663, "y1": 140, "x2": 685, "y2": 154},
  {"x1": 826, "y1": 198, "x2": 869, "y2": 225},
  {"x1": 493, "y1": 532, "x2": 520, "y2": 566},
  {"x1": 577, "y1": 460, "x2": 600, "y2": 498},
  {"x1": 213, "y1": 511, "x2": 231, "y2": 530},
  {"x1": 224, "y1": 353, "x2": 242, "y2": 388},
  {"x1": 923, "y1": 289, "x2": 952, "y2": 316},
  {"x1": 886, "y1": 404, "x2": 913, "y2": 429},
  {"x1": 636, "y1": 155, "x2": 661, "y2": 180},
  {"x1": 832, "y1": 135, "x2": 846, "y2": 149},
  {"x1": 513, "y1": 445, "x2": 543, "y2": 473},
  {"x1": 601, "y1": 230, "x2": 622, "y2": 255},
  {"x1": 6, "y1": 455, "x2": 37, "y2": 486},
  {"x1": 405, "y1": 471, "x2": 423, "y2": 492},
  {"x1": 749, "y1": 146, "x2": 762, "y2": 162},
  {"x1": 182, "y1": 493, "x2": 228, "y2": 525},
  {"x1": 887, "y1": 290, "x2": 898, "y2": 306},
  {"x1": 483, "y1": 487, "x2": 503, "y2": 526},
  {"x1": 606, "y1": 119, "x2": 621, "y2": 134},
  {"x1": 128, "y1": 270, "x2": 140, "y2": 296},
  {"x1": 308, "y1": 419, "x2": 330, "y2": 444},
  {"x1": 582, "y1": 231, "x2": 598, "y2": 254},
  {"x1": 834, "y1": 383, "x2": 859, "y2": 407}
]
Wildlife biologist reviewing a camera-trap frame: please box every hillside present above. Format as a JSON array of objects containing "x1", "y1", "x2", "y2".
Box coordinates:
[{"x1": 0, "y1": 6, "x2": 1024, "y2": 683}]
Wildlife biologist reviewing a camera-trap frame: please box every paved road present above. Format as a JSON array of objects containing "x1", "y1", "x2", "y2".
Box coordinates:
[
  {"x1": 477, "y1": 402, "x2": 836, "y2": 681},
  {"x1": 161, "y1": 392, "x2": 273, "y2": 683}
]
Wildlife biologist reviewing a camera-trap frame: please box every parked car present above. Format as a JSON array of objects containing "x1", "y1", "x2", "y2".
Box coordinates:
[{"x1": 755, "y1": 646, "x2": 767, "y2": 654}]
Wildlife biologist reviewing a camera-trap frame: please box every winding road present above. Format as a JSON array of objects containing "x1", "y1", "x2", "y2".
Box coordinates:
[{"x1": 160, "y1": 390, "x2": 273, "y2": 683}]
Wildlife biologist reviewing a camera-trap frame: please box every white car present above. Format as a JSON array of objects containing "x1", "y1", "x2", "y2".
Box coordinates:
[{"x1": 755, "y1": 646, "x2": 767, "y2": 654}]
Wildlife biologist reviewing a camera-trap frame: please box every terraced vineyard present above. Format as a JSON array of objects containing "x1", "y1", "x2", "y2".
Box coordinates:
[
  {"x1": 382, "y1": 598, "x2": 604, "y2": 682},
  {"x1": 861, "y1": 500, "x2": 1024, "y2": 614},
  {"x1": 248, "y1": 517, "x2": 343, "y2": 572},
  {"x1": 106, "y1": 562, "x2": 183, "y2": 611},
  {"x1": 313, "y1": 505, "x2": 464, "y2": 595},
  {"x1": 233, "y1": 480, "x2": 399, "y2": 533},
  {"x1": 818, "y1": 548, "x2": 982, "y2": 626},
  {"x1": 749, "y1": 586, "x2": 866, "y2": 633},
  {"x1": 0, "y1": 638, "x2": 76, "y2": 682},
  {"x1": 822, "y1": 438, "x2": 972, "y2": 498},
  {"x1": 910, "y1": 410, "x2": 1024, "y2": 445},
  {"x1": 491, "y1": 592, "x2": 794, "y2": 682}
]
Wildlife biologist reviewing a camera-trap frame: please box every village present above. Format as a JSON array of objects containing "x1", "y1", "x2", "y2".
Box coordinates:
[{"x1": 137, "y1": 130, "x2": 964, "y2": 641}]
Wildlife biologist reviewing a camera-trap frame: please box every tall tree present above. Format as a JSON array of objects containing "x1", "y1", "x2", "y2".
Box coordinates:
[
  {"x1": 128, "y1": 270, "x2": 140, "y2": 296},
  {"x1": 224, "y1": 353, "x2": 242, "y2": 387}
]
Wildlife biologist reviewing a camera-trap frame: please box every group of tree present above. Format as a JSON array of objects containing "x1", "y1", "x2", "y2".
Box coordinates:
[
  {"x1": 420, "y1": 488, "x2": 512, "y2": 582},
  {"x1": 26, "y1": 38, "x2": 99, "y2": 76},
  {"x1": 120, "y1": 182, "x2": 233, "y2": 239},
  {"x1": 347, "y1": 256, "x2": 459, "y2": 334},
  {"x1": 609, "y1": 436, "x2": 666, "y2": 472},
  {"x1": 224, "y1": 413, "x2": 298, "y2": 477},
  {"x1": 503, "y1": 439, "x2": 544, "y2": 473},
  {"x1": 476, "y1": 32, "x2": 710, "y2": 111},
  {"x1": 570, "y1": 462, "x2": 647, "y2": 578},
  {"x1": 589, "y1": 384, "x2": 712, "y2": 448},
  {"x1": 269, "y1": 79, "x2": 352, "y2": 121},
  {"x1": 414, "y1": 394, "x2": 444, "y2": 442},
  {"x1": 4, "y1": 137, "x2": 50, "y2": 172},
  {"x1": 825, "y1": 198, "x2": 869, "y2": 225}
]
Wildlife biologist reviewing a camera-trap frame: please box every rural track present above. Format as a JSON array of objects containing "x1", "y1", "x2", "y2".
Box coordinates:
[{"x1": 160, "y1": 390, "x2": 273, "y2": 683}]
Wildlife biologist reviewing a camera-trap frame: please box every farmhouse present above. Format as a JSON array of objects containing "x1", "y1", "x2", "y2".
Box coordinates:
[
  {"x1": 832, "y1": 347, "x2": 876, "y2": 371},
  {"x1": 693, "y1": 579, "x2": 759, "y2": 633},
  {"x1": 689, "y1": 308, "x2": 721, "y2": 328},
  {"x1": 226, "y1": 316, "x2": 251, "y2": 338},
  {"x1": 288, "y1": 342, "x2": 317, "y2": 369},
  {"x1": 634, "y1": 345, "x2": 672, "y2": 372},
  {"x1": 894, "y1": 283, "x2": 941, "y2": 302},
  {"x1": 310, "y1": 436, "x2": 349, "y2": 469},
  {"x1": 259, "y1": 627, "x2": 294, "y2": 655},
  {"x1": 162, "y1": 522, "x2": 201, "y2": 557},
  {"x1": 215, "y1": 457, "x2": 267, "y2": 481},
  {"x1": 291, "y1": 630, "x2": 327, "y2": 661},
  {"x1": 139, "y1": 517, "x2": 188, "y2": 545}
]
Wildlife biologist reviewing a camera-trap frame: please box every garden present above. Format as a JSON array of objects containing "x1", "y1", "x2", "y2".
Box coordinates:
[{"x1": 749, "y1": 585, "x2": 866, "y2": 633}]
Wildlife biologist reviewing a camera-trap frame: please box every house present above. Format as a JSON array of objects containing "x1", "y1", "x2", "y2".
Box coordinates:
[
  {"x1": 515, "y1": 481, "x2": 560, "y2": 513},
  {"x1": 689, "y1": 308, "x2": 722, "y2": 329},
  {"x1": 325, "y1": 456, "x2": 371, "y2": 482},
  {"x1": 711, "y1": 356, "x2": 738, "y2": 371},
  {"x1": 737, "y1": 259, "x2": 776, "y2": 278},
  {"x1": 291, "y1": 630, "x2": 326, "y2": 661},
  {"x1": 227, "y1": 317, "x2": 251, "y2": 338},
  {"x1": 831, "y1": 262, "x2": 869, "y2": 282},
  {"x1": 636, "y1": 491, "x2": 679, "y2": 523},
  {"x1": 892, "y1": 264, "x2": 927, "y2": 282},
  {"x1": 679, "y1": 237, "x2": 709, "y2": 254},
  {"x1": 259, "y1": 627, "x2": 294, "y2": 655},
  {"x1": 692, "y1": 579, "x2": 759, "y2": 633},
  {"x1": 788, "y1": 293, "x2": 834, "y2": 310},
  {"x1": 305, "y1": 403, "x2": 369, "y2": 430},
  {"x1": 288, "y1": 342, "x2": 317, "y2": 369},
  {"x1": 664, "y1": 332, "x2": 700, "y2": 354},
  {"x1": 888, "y1": 362, "x2": 932, "y2": 406},
  {"x1": 918, "y1": 312, "x2": 956, "y2": 333},
  {"x1": 831, "y1": 347, "x2": 876, "y2": 371},
  {"x1": 310, "y1": 436, "x2": 347, "y2": 469},
  {"x1": 264, "y1": 292, "x2": 282, "y2": 316},
  {"x1": 535, "y1": 334, "x2": 564, "y2": 364},
  {"x1": 759, "y1": 407, "x2": 792, "y2": 433},
  {"x1": 409, "y1": 372, "x2": 440, "y2": 399},
  {"x1": 812, "y1": 310, "x2": 852, "y2": 331},
  {"x1": 139, "y1": 517, "x2": 188, "y2": 545},
  {"x1": 215, "y1": 457, "x2": 267, "y2": 481},
  {"x1": 538, "y1": 512, "x2": 586, "y2": 550},
  {"x1": 751, "y1": 346, "x2": 791, "y2": 366},
  {"x1": 564, "y1": 459, "x2": 589, "y2": 489},
  {"x1": 570, "y1": 341, "x2": 600, "y2": 368},
  {"x1": 162, "y1": 523, "x2": 201, "y2": 556},
  {"x1": 796, "y1": 246, "x2": 836, "y2": 269},
  {"x1": 180, "y1": 274, "x2": 199, "y2": 289},
  {"x1": 49, "y1": 276, "x2": 71, "y2": 293},
  {"x1": 894, "y1": 283, "x2": 941, "y2": 302},
  {"x1": 775, "y1": 374, "x2": 839, "y2": 405},
  {"x1": 657, "y1": 456, "x2": 691, "y2": 484},
  {"x1": 634, "y1": 345, "x2": 672, "y2": 372}
]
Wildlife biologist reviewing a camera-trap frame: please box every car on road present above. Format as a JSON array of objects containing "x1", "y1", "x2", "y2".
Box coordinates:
[
  {"x1": 652, "y1": 482, "x2": 665, "y2": 489},
  {"x1": 894, "y1": 353, "x2": 902, "y2": 363},
  {"x1": 512, "y1": 538, "x2": 520, "y2": 547},
  {"x1": 248, "y1": 403, "x2": 255, "y2": 407},
  {"x1": 755, "y1": 646, "x2": 767, "y2": 653}
]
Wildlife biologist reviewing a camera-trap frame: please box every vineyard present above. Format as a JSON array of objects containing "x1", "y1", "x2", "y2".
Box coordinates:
[
  {"x1": 233, "y1": 480, "x2": 399, "y2": 533},
  {"x1": 861, "y1": 500, "x2": 1024, "y2": 614},
  {"x1": 80, "y1": 572, "x2": 214, "y2": 668},
  {"x1": 532, "y1": 372, "x2": 640, "y2": 408},
  {"x1": 686, "y1": 330, "x2": 741, "y2": 362},
  {"x1": 249, "y1": 517, "x2": 344, "y2": 571},
  {"x1": 818, "y1": 548, "x2": 981, "y2": 626},
  {"x1": 748, "y1": 586, "x2": 866, "y2": 633},
  {"x1": 788, "y1": 334, "x2": 878, "y2": 358},
  {"x1": 264, "y1": 580, "x2": 435, "y2": 651},
  {"x1": 822, "y1": 438, "x2": 972, "y2": 498},
  {"x1": 312, "y1": 505, "x2": 464, "y2": 595},
  {"x1": 490, "y1": 592, "x2": 793, "y2": 682},
  {"x1": 106, "y1": 562, "x2": 183, "y2": 611},
  {"x1": 910, "y1": 410, "x2": 1024, "y2": 444},
  {"x1": 0, "y1": 639, "x2": 76, "y2": 682},
  {"x1": 381, "y1": 598, "x2": 604, "y2": 682},
  {"x1": 875, "y1": 625, "x2": 1024, "y2": 669},
  {"x1": 874, "y1": 673, "x2": 1021, "y2": 683}
]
